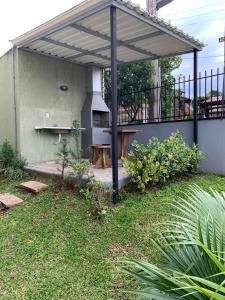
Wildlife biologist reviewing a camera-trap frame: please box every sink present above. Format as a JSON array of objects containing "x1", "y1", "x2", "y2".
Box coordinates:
[
  {"x1": 35, "y1": 126, "x2": 73, "y2": 133},
  {"x1": 35, "y1": 126, "x2": 85, "y2": 142}
]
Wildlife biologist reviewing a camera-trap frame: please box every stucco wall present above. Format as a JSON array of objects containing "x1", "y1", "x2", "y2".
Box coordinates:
[
  {"x1": 198, "y1": 119, "x2": 225, "y2": 175},
  {"x1": 16, "y1": 50, "x2": 87, "y2": 163},
  {"x1": 118, "y1": 121, "x2": 193, "y2": 148},
  {"x1": 0, "y1": 49, "x2": 17, "y2": 147},
  {"x1": 119, "y1": 119, "x2": 225, "y2": 176}
]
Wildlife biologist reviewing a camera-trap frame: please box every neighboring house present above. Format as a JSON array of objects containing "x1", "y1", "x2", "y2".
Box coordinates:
[
  {"x1": 173, "y1": 95, "x2": 193, "y2": 119},
  {"x1": 199, "y1": 96, "x2": 224, "y2": 118}
]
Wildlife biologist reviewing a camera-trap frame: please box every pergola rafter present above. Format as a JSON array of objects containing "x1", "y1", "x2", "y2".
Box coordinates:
[
  {"x1": 69, "y1": 29, "x2": 165, "y2": 61},
  {"x1": 70, "y1": 23, "x2": 158, "y2": 59},
  {"x1": 40, "y1": 37, "x2": 125, "y2": 64}
]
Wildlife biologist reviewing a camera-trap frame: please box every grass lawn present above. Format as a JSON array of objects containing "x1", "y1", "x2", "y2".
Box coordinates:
[{"x1": 0, "y1": 174, "x2": 225, "y2": 300}]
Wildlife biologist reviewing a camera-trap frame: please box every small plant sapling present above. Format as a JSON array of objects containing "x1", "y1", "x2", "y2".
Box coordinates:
[
  {"x1": 71, "y1": 120, "x2": 83, "y2": 159},
  {"x1": 56, "y1": 138, "x2": 71, "y2": 178}
]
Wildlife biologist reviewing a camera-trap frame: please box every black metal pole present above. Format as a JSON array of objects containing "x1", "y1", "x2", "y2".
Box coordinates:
[
  {"x1": 193, "y1": 48, "x2": 198, "y2": 144},
  {"x1": 110, "y1": 5, "x2": 119, "y2": 204}
]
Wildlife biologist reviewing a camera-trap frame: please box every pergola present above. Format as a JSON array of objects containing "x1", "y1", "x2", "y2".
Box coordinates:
[{"x1": 12, "y1": 0, "x2": 204, "y2": 202}]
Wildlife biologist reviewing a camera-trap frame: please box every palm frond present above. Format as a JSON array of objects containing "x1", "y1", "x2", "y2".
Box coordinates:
[{"x1": 122, "y1": 186, "x2": 225, "y2": 299}]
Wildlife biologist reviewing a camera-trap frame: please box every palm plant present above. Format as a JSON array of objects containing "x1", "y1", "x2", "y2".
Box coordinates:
[{"x1": 122, "y1": 186, "x2": 225, "y2": 299}]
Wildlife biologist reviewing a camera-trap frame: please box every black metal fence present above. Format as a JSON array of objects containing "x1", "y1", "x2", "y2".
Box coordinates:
[{"x1": 103, "y1": 68, "x2": 225, "y2": 126}]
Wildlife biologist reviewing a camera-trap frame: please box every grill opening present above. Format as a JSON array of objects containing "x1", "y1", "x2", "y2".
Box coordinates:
[{"x1": 93, "y1": 111, "x2": 110, "y2": 128}]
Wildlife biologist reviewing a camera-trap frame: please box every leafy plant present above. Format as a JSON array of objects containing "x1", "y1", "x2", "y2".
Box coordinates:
[
  {"x1": 0, "y1": 141, "x2": 26, "y2": 179},
  {"x1": 123, "y1": 132, "x2": 204, "y2": 191},
  {"x1": 80, "y1": 179, "x2": 113, "y2": 220},
  {"x1": 56, "y1": 120, "x2": 86, "y2": 180},
  {"x1": 70, "y1": 160, "x2": 90, "y2": 187},
  {"x1": 71, "y1": 120, "x2": 83, "y2": 159},
  {"x1": 56, "y1": 138, "x2": 72, "y2": 178},
  {"x1": 122, "y1": 186, "x2": 225, "y2": 299}
]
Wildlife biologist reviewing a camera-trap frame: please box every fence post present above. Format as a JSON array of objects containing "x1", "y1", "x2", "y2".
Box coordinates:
[
  {"x1": 110, "y1": 5, "x2": 119, "y2": 204},
  {"x1": 193, "y1": 49, "x2": 198, "y2": 144}
]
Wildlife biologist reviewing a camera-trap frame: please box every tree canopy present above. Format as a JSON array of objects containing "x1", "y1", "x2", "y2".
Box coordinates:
[
  {"x1": 103, "y1": 56, "x2": 182, "y2": 95},
  {"x1": 103, "y1": 56, "x2": 182, "y2": 123}
]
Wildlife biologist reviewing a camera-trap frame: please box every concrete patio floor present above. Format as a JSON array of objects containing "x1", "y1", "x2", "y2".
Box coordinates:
[{"x1": 25, "y1": 160, "x2": 130, "y2": 188}]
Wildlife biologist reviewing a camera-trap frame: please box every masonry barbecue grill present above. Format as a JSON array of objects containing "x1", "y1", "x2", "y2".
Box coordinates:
[{"x1": 81, "y1": 66, "x2": 111, "y2": 152}]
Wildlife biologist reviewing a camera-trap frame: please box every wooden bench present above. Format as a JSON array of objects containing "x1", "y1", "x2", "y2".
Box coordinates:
[{"x1": 90, "y1": 144, "x2": 112, "y2": 169}]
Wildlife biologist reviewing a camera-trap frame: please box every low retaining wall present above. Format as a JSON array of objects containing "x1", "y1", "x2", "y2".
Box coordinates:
[{"x1": 119, "y1": 119, "x2": 225, "y2": 176}]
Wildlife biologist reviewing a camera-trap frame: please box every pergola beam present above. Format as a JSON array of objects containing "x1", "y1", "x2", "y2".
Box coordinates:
[
  {"x1": 40, "y1": 37, "x2": 115, "y2": 63},
  {"x1": 124, "y1": 30, "x2": 165, "y2": 44},
  {"x1": 71, "y1": 30, "x2": 164, "y2": 61},
  {"x1": 71, "y1": 45, "x2": 111, "y2": 60},
  {"x1": 70, "y1": 23, "x2": 158, "y2": 59}
]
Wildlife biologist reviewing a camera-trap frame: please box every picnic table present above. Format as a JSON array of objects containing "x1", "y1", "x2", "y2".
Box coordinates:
[
  {"x1": 104, "y1": 129, "x2": 140, "y2": 158},
  {"x1": 90, "y1": 144, "x2": 112, "y2": 169}
]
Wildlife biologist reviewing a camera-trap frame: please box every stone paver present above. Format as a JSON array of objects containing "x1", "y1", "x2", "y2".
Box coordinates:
[
  {"x1": 0, "y1": 193, "x2": 24, "y2": 208},
  {"x1": 19, "y1": 181, "x2": 48, "y2": 194}
]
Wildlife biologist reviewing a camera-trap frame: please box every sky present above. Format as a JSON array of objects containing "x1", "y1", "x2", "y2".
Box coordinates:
[{"x1": 0, "y1": 0, "x2": 224, "y2": 77}]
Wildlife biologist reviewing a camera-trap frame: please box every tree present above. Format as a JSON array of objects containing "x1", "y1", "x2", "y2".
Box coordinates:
[
  {"x1": 104, "y1": 61, "x2": 153, "y2": 94},
  {"x1": 159, "y1": 56, "x2": 182, "y2": 83},
  {"x1": 103, "y1": 62, "x2": 153, "y2": 123},
  {"x1": 159, "y1": 56, "x2": 182, "y2": 118},
  {"x1": 103, "y1": 57, "x2": 182, "y2": 122}
]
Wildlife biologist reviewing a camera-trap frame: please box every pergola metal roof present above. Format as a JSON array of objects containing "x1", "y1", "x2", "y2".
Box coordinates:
[{"x1": 11, "y1": 0, "x2": 204, "y2": 67}]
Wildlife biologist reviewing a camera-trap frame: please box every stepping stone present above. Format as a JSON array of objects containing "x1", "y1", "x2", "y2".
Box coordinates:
[
  {"x1": 18, "y1": 181, "x2": 48, "y2": 194},
  {"x1": 0, "y1": 193, "x2": 23, "y2": 208}
]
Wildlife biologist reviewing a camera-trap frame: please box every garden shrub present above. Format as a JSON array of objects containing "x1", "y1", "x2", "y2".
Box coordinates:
[
  {"x1": 70, "y1": 159, "x2": 90, "y2": 187},
  {"x1": 80, "y1": 179, "x2": 113, "y2": 220},
  {"x1": 123, "y1": 132, "x2": 204, "y2": 191},
  {"x1": 0, "y1": 141, "x2": 26, "y2": 179}
]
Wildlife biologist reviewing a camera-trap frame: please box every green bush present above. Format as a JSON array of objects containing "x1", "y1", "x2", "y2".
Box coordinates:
[
  {"x1": 70, "y1": 159, "x2": 90, "y2": 187},
  {"x1": 123, "y1": 132, "x2": 204, "y2": 191},
  {"x1": 80, "y1": 179, "x2": 113, "y2": 220},
  {"x1": 0, "y1": 141, "x2": 26, "y2": 179}
]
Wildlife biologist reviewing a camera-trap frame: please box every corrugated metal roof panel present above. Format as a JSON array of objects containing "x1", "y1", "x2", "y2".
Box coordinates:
[
  {"x1": 12, "y1": 0, "x2": 204, "y2": 67},
  {"x1": 74, "y1": 54, "x2": 109, "y2": 66}
]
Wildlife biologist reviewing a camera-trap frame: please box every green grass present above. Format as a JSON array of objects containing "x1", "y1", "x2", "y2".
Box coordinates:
[{"x1": 0, "y1": 174, "x2": 225, "y2": 299}]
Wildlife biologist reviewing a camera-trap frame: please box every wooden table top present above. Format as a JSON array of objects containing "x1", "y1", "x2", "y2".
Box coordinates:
[
  {"x1": 91, "y1": 144, "x2": 111, "y2": 149},
  {"x1": 104, "y1": 129, "x2": 141, "y2": 133}
]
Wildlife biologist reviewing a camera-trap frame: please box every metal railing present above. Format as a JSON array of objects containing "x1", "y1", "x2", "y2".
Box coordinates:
[{"x1": 103, "y1": 68, "x2": 225, "y2": 125}]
